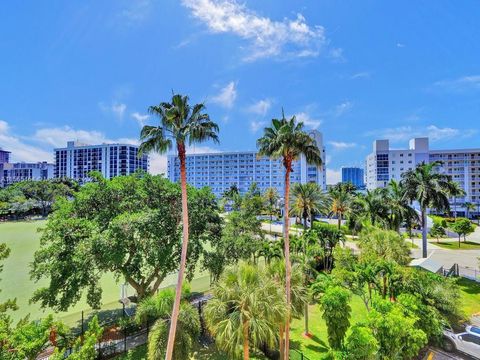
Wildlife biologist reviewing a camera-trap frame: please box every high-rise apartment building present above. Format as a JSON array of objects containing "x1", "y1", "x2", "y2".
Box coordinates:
[
  {"x1": 167, "y1": 130, "x2": 326, "y2": 197},
  {"x1": 366, "y1": 137, "x2": 480, "y2": 217},
  {"x1": 341, "y1": 167, "x2": 365, "y2": 189},
  {"x1": 54, "y1": 141, "x2": 149, "y2": 181}
]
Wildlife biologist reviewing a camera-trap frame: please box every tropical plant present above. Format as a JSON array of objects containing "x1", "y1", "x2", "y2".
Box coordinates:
[
  {"x1": 320, "y1": 286, "x2": 351, "y2": 350},
  {"x1": 290, "y1": 182, "x2": 327, "y2": 229},
  {"x1": 448, "y1": 181, "x2": 465, "y2": 219},
  {"x1": 385, "y1": 179, "x2": 419, "y2": 233},
  {"x1": 138, "y1": 93, "x2": 219, "y2": 360},
  {"x1": 358, "y1": 189, "x2": 389, "y2": 227},
  {"x1": 257, "y1": 111, "x2": 322, "y2": 359},
  {"x1": 358, "y1": 227, "x2": 410, "y2": 266},
  {"x1": 464, "y1": 201, "x2": 476, "y2": 219},
  {"x1": 266, "y1": 260, "x2": 307, "y2": 355},
  {"x1": 328, "y1": 183, "x2": 355, "y2": 230},
  {"x1": 401, "y1": 161, "x2": 454, "y2": 258},
  {"x1": 263, "y1": 187, "x2": 280, "y2": 229},
  {"x1": 205, "y1": 262, "x2": 286, "y2": 360}
]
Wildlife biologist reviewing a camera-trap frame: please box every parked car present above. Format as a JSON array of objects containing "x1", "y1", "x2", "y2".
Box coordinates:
[{"x1": 443, "y1": 325, "x2": 480, "y2": 359}]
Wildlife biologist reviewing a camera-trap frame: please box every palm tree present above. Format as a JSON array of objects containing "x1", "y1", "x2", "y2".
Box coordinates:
[
  {"x1": 205, "y1": 262, "x2": 286, "y2": 360},
  {"x1": 464, "y1": 201, "x2": 476, "y2": 220},
  {"x1": 257, "y1": 112, "x2": 322, "y2": 359},
  {"x1": 290, "y1": 183, "x2": 328, "y2": 230},
  {"x1": 328, "y1": 183, "x2": 355, "y2": 230},
  {"x1": 359, "y1": 189, "x2": 389, "y2": 227},
  {"x1": 401, "y1": 161, "x2": 454, "y2": 258},
  {"x1": 264, "y1": 187, "x2": 280, "y2": 231},
  {"x1": 138, "y1": 93, "x2": 219, "y2": 360},
  {"x1": 266, "y1": 260, "x2": 307, "y2": 355},
  {"x1": 449, "y1": 181, "x2": 465, "y2": 218},
  {"x1": 135, "y1": 288, "x2": 200, "y2": 360},
  {"x1": 385, "y1": 179, "x2": 418, "y2": 233}
]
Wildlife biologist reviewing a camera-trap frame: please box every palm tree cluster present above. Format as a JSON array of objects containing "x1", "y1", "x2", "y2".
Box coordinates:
[{"x1": 138, "y1": 93, "x2": 462, "y2": 359}]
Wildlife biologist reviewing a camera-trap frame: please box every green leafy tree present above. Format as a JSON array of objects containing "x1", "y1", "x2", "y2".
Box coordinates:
[
  {"x1": 257, "y1": 111, "x2": 322, "y2": 359},
  {"x1": 449, "y1": 181, "x2": 465, "y2": 219},
  {"x1": 448, "y1": 218, "x2": 475, "y2": 246},
  {"x1": 401, "y1": 161, "x2": 454, "y2": 258},
  {"x1": 320, "y1": 286, "x2": 351, "y2": 350},
  {"x1": 263, "y1": 187, "x2": 280, "y2": 226},
  {"x1": 205, "y1": 262, "x2": 286, "y2": 360},
  {"x1": 30, "y1": 174, "x2": 221, "y2": 311},
  {"x1": 139, "y1": 93, "x2": 219, "y2": 360},
  {"x1": 385, "y1": 180, "x2": 419, "y2": 233},
  {"x1": 429, "y1": 222, "x2": 446, "y2": 243},
  {"x1": 312, "y1": 222, "x2": 346, "y2": 272},
  {"x1": 345, "y1": 325, "x2": 378, "y2": 360},
  {"x1": 366, "y1": 300, "x2": 427, "y2": 359},
  {"x1": 464, "y1": 201, "x2": 476, "y2": 219}
]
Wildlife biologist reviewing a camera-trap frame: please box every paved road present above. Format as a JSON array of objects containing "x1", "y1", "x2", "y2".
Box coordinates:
[{"x1": 424, "y1": 348, "x2": 476, "y2": 360}]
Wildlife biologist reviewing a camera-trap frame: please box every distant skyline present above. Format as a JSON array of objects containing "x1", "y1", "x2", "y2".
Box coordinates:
[{"x1": 1, "y1": 1, "x2": 479, "y2": 183}]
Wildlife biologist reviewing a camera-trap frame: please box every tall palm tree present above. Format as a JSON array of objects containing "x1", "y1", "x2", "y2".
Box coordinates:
[
  {"x1": 257, "y1": 112, "x2": 322, "y2": 359},
  {"x1": 205, "y1": 262, "x2": 286, "y2": 360},
  {"x1": 138, "y1": 93, "x2": 219, "y2": 360},
  {"x1": 401, "y1": 161, "x2": 454, "y2": 258},
  {"x1": 290, "y1": 183, "x2": 328, "y2": 230},
  {"x1": 266, "y1": 260, "x2": 307, "y2": 355},
  {"x1": 359, "y1": 189, "x2": 389, "y2": 227},
  {"x1": 328, "y1": 183, "x2": 355, "y2": 230},
  {"x1": 449, "y1": 181, "x2": 465, "y2": 218}
]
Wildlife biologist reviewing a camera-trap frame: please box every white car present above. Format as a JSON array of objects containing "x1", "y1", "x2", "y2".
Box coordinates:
[{"x1": 443, "y1": 325, "x2": 480, "y2": 359}]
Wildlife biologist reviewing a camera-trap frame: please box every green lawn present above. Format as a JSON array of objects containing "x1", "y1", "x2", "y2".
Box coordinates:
[
  {"x1": 429, "y1": 240, "x2": 480, "y2": 250},
  {"x1": 0, "y1": 221, "x2": 211, "y2": 325},
  {"x1": 457, "y1": 278, "x2": 480, "y2": 318}
]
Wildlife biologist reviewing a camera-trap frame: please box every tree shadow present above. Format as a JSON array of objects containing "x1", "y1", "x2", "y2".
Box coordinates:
[{"x1": 291, "y1": 334, "x2": 329, "y2": 354}]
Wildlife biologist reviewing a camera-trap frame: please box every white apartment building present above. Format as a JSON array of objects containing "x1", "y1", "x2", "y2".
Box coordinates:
[
  {"x1": 366, "y1": 137, "x2": 480, "y2": 217},
  {"x1": 54, "y1": 141, "x2": 149, "y2": 182},
  {"x1": 1, "y1": 162, "x2": 54, "y2": 187},
  {"x1": 167, "y1": 130, "x2": 326, "y2": 197}
]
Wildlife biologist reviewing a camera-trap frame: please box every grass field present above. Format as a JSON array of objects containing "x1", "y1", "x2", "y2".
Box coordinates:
[
  {"x1": 430, "y1": 240, "x2": 480, "y2": 250},
  {"x1": 0, "y1": 221, "x2": 211, "y2": 325},
  {"x1": 457, "y1": 278, "x2": 480, "y2": 317}
]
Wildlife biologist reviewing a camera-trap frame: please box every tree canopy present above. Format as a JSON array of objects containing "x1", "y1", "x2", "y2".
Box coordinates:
[{"x1": 30, "y1": 173, "x2": 221, "y2": 311}]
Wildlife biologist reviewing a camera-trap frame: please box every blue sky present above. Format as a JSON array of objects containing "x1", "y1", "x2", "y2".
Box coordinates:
[{"x1": 1, "y1": 0, "x2": 479, "y2": 183}]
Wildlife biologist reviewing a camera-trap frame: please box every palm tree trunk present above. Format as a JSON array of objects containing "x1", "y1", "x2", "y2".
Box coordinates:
[
  {"x1": 421, "y1": 208, "x2": 427, "y2": 258},
  {"x1": 279, "y1": 325, "x2": 285, "y2": 360},
  {"x1": 243, "y1": 320, "x2": 250, "y2": 360},
  {"x1": 283, "y1": 161, "x2": 292, "y2": 360},
  {"x1": 165, "y1": 143, "x2": 189, "y2": 360},
  {"x1": 304, "y1": 302, "x2": 309, "y2": 336},
  {"x1": 337, "y1": 213, "x2": 341, "y2": 230}
]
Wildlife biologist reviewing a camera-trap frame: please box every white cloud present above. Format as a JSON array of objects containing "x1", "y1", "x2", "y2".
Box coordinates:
[
  {"x1": 250, "y1": 120, "x2": 266, "y2": 133},
  {"x1": 294, "y1": 112, "x2": 322, "y2": 129},
  {"x1": 434, "y1": 75, "x2": 480, "y2": 91},
  {"x1": 131, "y1": 112, "x2": 149, "y2": 127},
  {"x1": 350, "y1": 72, "x2": 370, "y2": 80},
  {"x1": 182, "y1": 0, "x2": 326, "y2": 61},
  {"x1": 334, "y1": 101, "x2": 353, "y2": 117},
  {"x1": 99, "y1": 101, "x2": 127, "y2": 119},
  {"x1": 247, "y1": 99, "x2": 272, "y2": 116},
  {"x1": 211, "y1": 81, "x2": 237, "y2": 108},
  {"x1": 327, "y1": 168, "x2": 341, "y2": 185},
  {"x1": 0, "y1": 120, "x2": 53, "y2": 163},
  {"x1": 366, "y1": 125, "x2": 477, "y2": 143},
  {"x1": 328, "y1": 141, "x2": 357, "y2": 150},
  {"x1": 396, "y1": 43, "x2": 405, "y2": 48}
]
